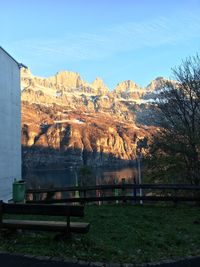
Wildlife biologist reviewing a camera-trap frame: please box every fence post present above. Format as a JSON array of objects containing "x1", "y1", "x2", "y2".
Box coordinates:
[
  {"x1": 33, "y1": 192, "x2": 37, "y2": 202},
  {"x1": 96, "y1": 185, "x2": 101, "y2": 206},
  {"x1": 114, "y1": 179, "x2": 119, "y2": 204},
  {"x1": 121, "y1": 178, "x2": 126, "y2": 203},
  {"x1": 133, "y1": 176, "x2": 137, "y2": 204},
  {"x1": 75, "y1": 181, "x2": 80, "y2": 199}
]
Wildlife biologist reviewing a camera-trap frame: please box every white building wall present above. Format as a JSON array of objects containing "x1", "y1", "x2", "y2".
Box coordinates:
[{"x1": 0, "y1": 48, "x2": 21, "y2": 202}]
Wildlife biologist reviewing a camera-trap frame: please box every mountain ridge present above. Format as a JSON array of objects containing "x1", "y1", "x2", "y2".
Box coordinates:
[
  {"x1": 21, "y1": 68, "x2": 161, "y2": 170},
  {"x1": 21, "y1": 68, "x2": 167, "y2": 94}
]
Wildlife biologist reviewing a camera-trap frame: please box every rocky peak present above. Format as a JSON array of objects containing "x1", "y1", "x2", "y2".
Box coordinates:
[
  {"x1": 21, "y1": 67, "x2": 33, "y2": 78},
  {"x1": 113, "y1": 80, "x2": 143, "y2": 100},
  {"x1": 146, "y1": 77, "x2": 167, "y2": 91},
  {"x1": 50, "y1": 71, "x2": 82, "y2": 89},
  {"x1": 114, "y1": 80, "x2": 141, "y2": 94},
  {"x1": 91, "y1": 77, "x2": 109, "y2": 94}
]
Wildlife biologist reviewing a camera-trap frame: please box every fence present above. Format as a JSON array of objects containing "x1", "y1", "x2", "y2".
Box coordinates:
[{"x1": 26, "y1": 183, "x2": 200, "y2": 204}]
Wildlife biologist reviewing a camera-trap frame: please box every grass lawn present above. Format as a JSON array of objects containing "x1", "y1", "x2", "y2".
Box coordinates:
[{"x1": 0, "y1": 204, "x2": 200, "y2": 264}]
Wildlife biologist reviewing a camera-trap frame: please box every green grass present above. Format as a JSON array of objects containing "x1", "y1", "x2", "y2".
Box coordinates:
[{"x1": 0, "y1": 204, "x2": 200, "y2": 264}]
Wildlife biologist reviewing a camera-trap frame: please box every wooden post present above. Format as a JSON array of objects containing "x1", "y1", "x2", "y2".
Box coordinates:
[
  {"x1": 133, "y1": 176, "x2": 137, "y2": 204},
  {"x1": 33, "y1": 192, "x2": 37, "y2": 202},
  {"x1": 114, "y1": 179, "x2": 119, "y2": 204},
  {"x1": 137, "y1": 149, "x2": 143, "y2": 205},
  {"x1": 58, "y1": 216, "x2": 71, "y2": 240},
  {"x1": 75, "y1": 172, "x2": 80, "y2": 199},
  {"x1": 75, "y1": 188, "x2": 80, "y2": 199},
  {"x1": 121, "y1": 178, "x2": 126, "y2": 203},
  {"x1": 96, "y1": 189, "x2": 101, "y2": 206}
]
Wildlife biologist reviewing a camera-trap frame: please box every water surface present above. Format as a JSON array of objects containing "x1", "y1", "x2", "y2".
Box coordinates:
[{"x1": 24, "y1": 166, "x2": 139, "y2": 189}]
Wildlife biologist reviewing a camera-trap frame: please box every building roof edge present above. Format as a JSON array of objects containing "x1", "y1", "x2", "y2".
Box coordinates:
[{"x1": 0, "y1": 46, "x2": 27, "y2": 69}]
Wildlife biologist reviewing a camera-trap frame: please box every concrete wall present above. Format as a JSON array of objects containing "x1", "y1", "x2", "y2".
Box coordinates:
[{"x1": 0, "y1": 48, "x2": 21, "y2": 202}]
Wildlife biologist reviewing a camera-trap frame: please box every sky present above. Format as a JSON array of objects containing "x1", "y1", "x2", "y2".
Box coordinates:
[{"x1": 1, "y1": 0, "x2": 200, "y2": 89}]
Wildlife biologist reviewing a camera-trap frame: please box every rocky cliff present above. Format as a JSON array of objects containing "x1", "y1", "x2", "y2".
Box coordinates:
[{"x1": 21, "y1": 68, "x2": 160, "y2": 170}]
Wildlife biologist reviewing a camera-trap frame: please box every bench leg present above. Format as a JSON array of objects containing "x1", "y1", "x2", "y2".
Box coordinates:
[{"x1": 54, "y1": 216, "x2": 71, "y2": 240}]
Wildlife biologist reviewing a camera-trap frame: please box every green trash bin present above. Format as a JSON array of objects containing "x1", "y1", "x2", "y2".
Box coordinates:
[{"x1": 12, "y1": 179, "x2": 26, "y2": 202}]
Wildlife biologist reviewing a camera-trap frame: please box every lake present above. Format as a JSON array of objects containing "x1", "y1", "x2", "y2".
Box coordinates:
[{"x1": 24, "y1": 166, "x2": 139, "y2": 189}]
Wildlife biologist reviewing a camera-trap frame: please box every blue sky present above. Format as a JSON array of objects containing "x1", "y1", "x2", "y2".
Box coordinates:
[{"x1": 1, "y1": 0, "x2": 200, "y2": 89}]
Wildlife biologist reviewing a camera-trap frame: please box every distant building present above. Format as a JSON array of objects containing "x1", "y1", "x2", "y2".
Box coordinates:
[{"x1": 0, "y1": 47, "x2": 25, "y2": 201}]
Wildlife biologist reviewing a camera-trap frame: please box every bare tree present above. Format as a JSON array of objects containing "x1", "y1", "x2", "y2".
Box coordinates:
[{"x1": 147, "y1": 54, "x2": 200, "y2": 185}]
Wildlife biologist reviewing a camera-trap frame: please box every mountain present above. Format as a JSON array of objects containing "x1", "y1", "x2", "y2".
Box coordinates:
[
  {"x1": 91, "y1": 77, "x2": 109, "y2": 94},
  {"x1": 21, "y1": 68, "x2": 159, "y2": 170},
  {"x1": 49, "y1": 71, "x2": 82, "y2": 89},
  {"x1": 146, "y1": 76, "x2": 167, "y2": 91},
  {"x1": 114, "y1": 80, "x2": 145, "y2": 100}
]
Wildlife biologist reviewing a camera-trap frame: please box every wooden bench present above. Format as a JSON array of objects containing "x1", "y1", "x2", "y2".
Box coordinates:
[{"x1": 0, "y1": 201, "x2": 90, "y2": 235}]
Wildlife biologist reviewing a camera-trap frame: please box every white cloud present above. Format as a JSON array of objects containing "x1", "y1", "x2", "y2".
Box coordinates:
[{"x1": 10, "y1": 11, "x2": 200, "y2": 63}]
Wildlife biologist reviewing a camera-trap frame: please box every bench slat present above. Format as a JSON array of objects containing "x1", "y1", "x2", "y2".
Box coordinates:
[
  {"x1": 2, "y1": 203, "x2": 84, "y2": 217},
  {"x1": 2, "y1": 219, "x2": 90, "y2": 233}
]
